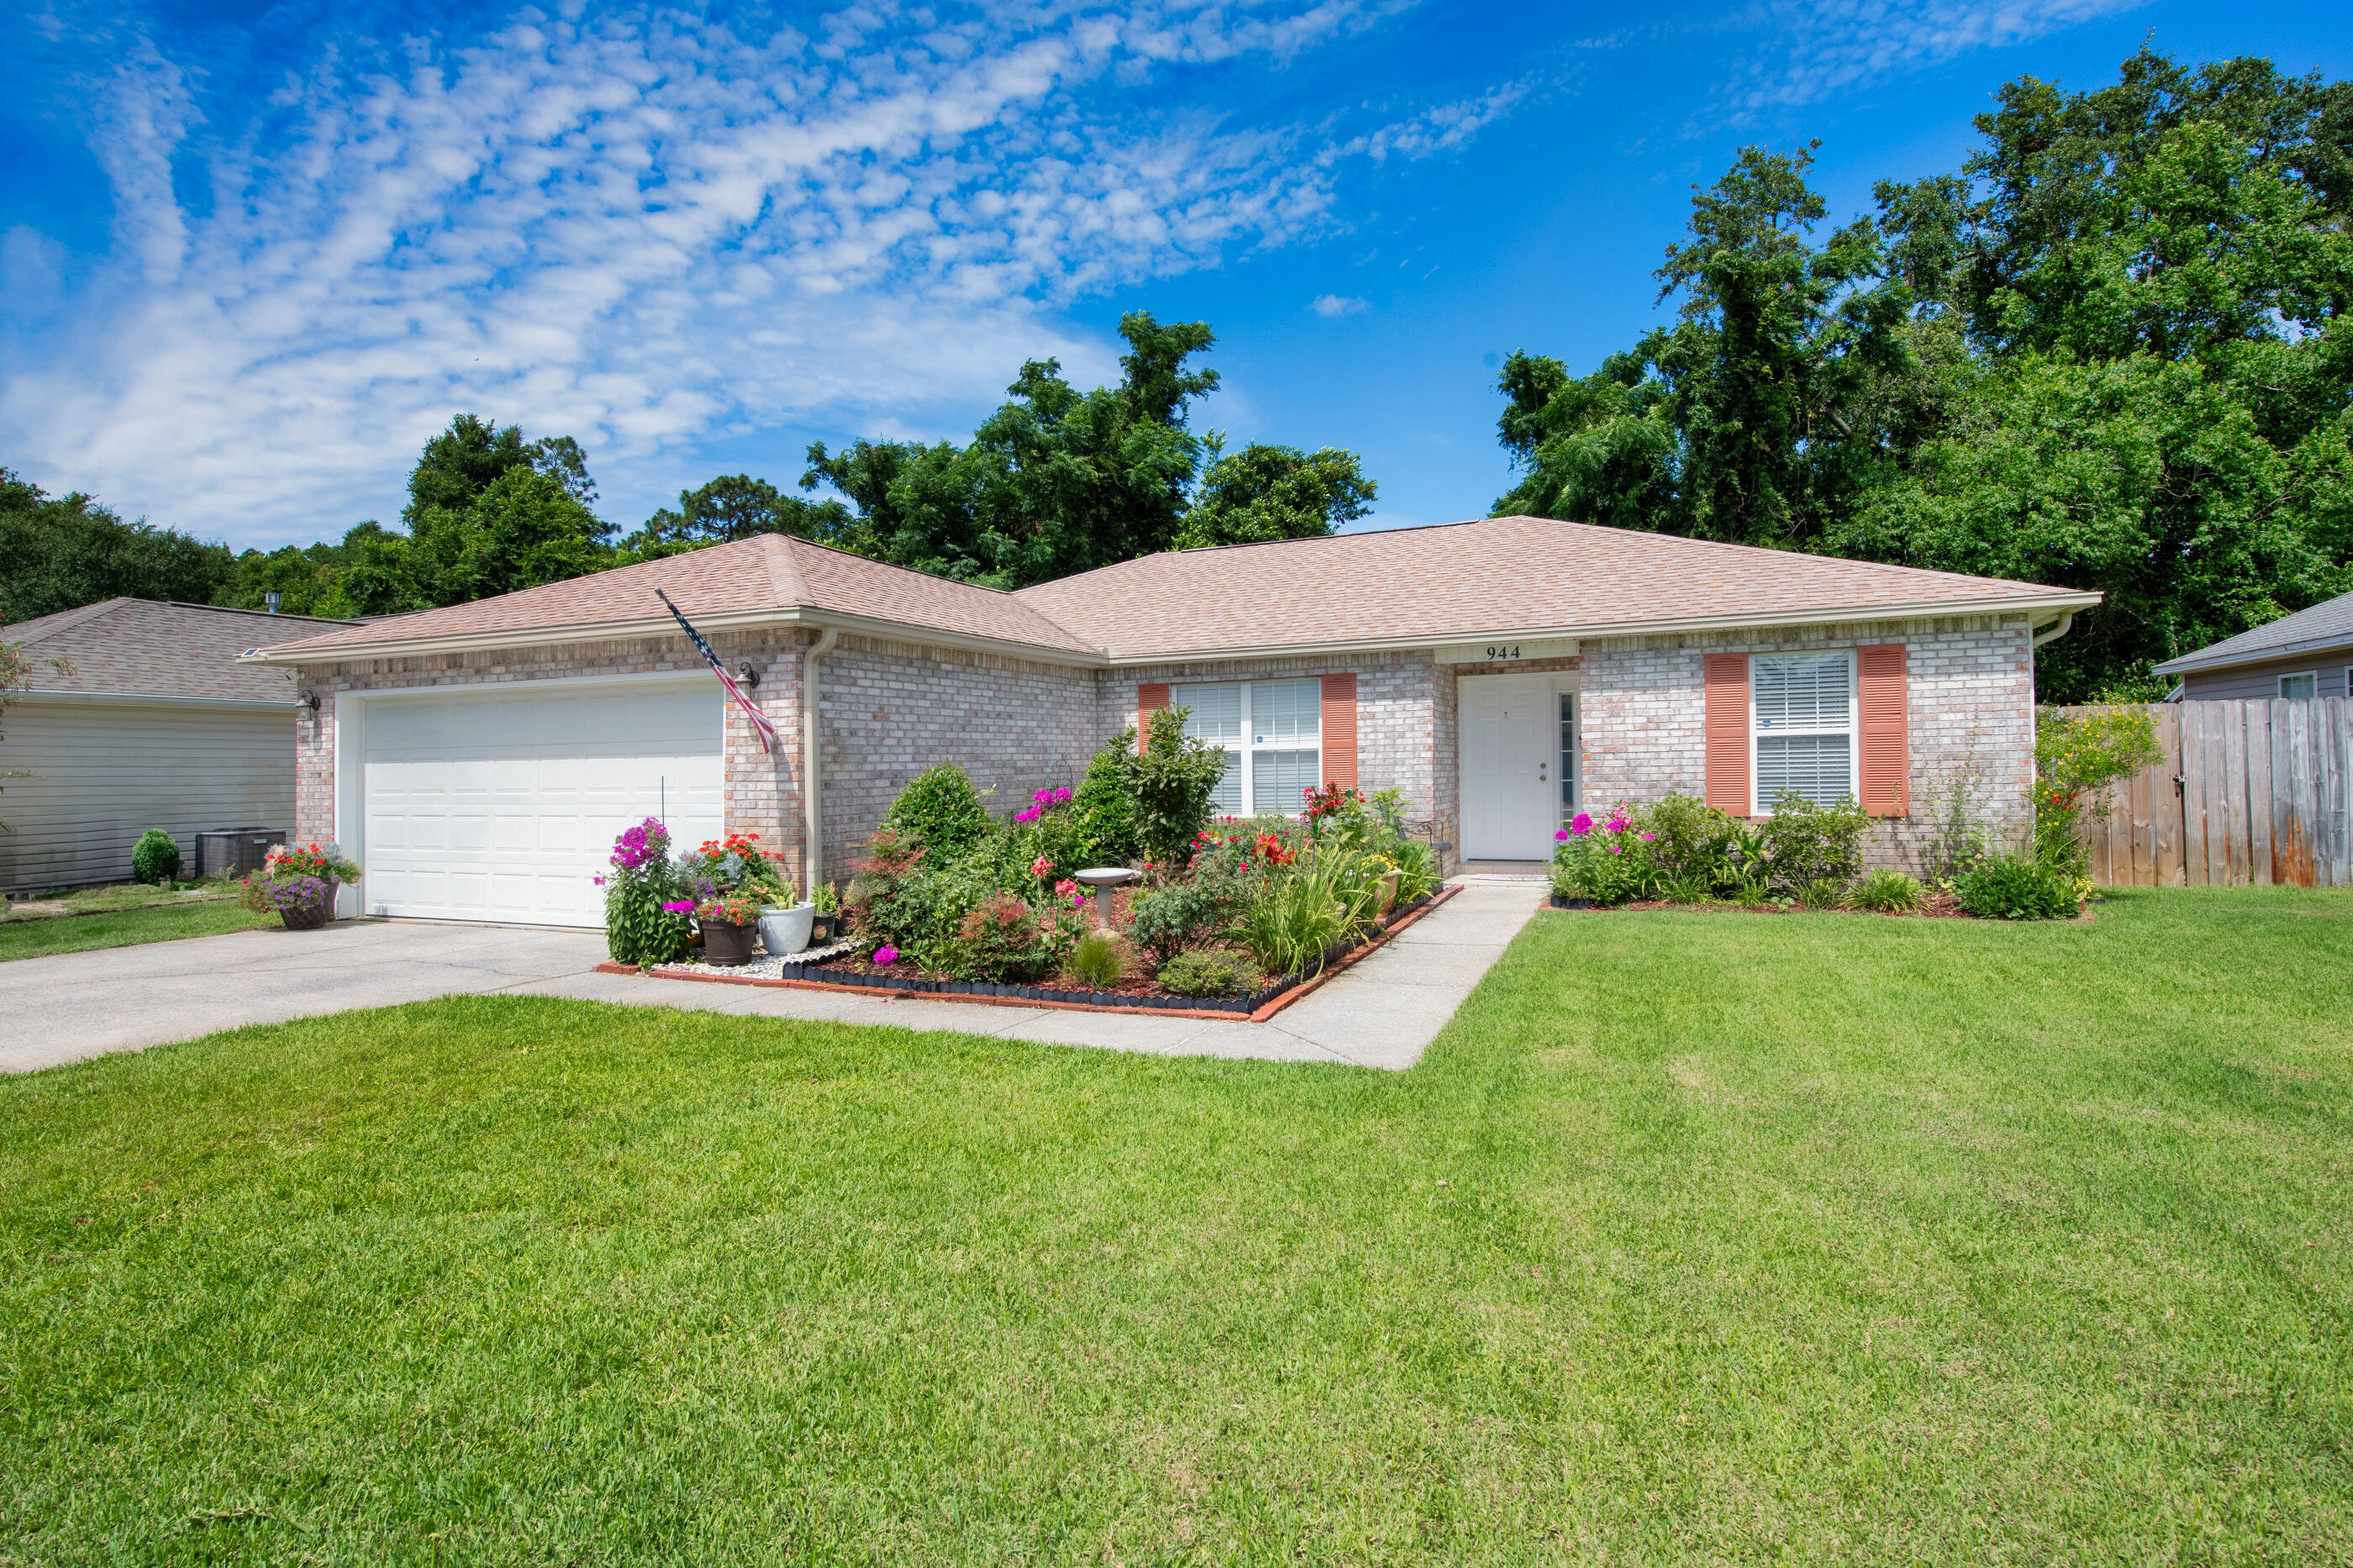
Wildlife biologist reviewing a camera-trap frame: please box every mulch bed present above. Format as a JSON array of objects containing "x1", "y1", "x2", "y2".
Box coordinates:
[{"x1": 600, "y1": 883, "x2": 1462, "y2": 1023}]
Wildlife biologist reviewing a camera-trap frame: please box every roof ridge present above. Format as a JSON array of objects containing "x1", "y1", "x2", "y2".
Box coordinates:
[
  {"x1": 761, "y1": 533, "x2": 811, "y2": 609},
  {"x1": 1, "y1": 597, "x2": 131, "y2": 643},
  {"x1": 161, "y1": 600, "x2": 361, "y2": 625}
]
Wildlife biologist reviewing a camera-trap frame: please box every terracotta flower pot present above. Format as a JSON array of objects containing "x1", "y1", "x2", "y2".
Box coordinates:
[
  {"x1": 279, "y1": 880, "x2": 339, "y2": 930},
  {"x1": 701, "y1": 919, "x2": 758, "y2": 966}
]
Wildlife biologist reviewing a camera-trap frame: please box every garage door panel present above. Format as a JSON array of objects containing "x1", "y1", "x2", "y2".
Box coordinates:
[{"x1": 362, "y1": 681, "x2": 724, "y2": 926}]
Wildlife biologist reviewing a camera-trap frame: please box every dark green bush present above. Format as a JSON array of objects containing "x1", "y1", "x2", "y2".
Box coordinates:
[
  {"x1": 130, "y1": 829, "x2": 182, "y2": 885},
  {"x1": 1127, "y1": 868, "x2": 1253, "y2": 963},
  {"x1": 1953, "y1": 855, "x2": 2081, "y2": 920},
  {"x1": 1128, "y1": 708, "x2": 1229, "y2": 871},
  {"x1": 1758, "y1": 791, "x2": 1868, "y2": 897},
  {"x1": 1644, "y1": 793, "x2": 1740, "y2": 897},
  {"x1": 882, "y1": 763, "x2": 994, "y2": 863},
  {"x1": 1068, "y1": 744, "x2": 1140, "y2": 866},
  {"x1": 1156, "y1": 946, "x2": 1260, "y2": 998},
  {"x1": 1850, "y1": 866, "x2": 1925, "y2": 913}
]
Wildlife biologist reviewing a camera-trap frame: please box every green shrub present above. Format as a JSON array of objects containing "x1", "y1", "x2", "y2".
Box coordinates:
[
  {"x1": 1129, "y1": 708, "x2": 1229, "y2": 871},
  {"x1": 1156, "y1": 946, "x2": 1260, "y2": 998},
  {"x1": 1644, "y1": 793, "x2": 1740, "y2": 897},
  {"x1": 1953, "y1": 855, "x2": 2081, "y2": 920},
  {"x1": 1064, "y1": 930, "x2": 1127, "y2": 989},
  {"x1": 1388, "y1": 838, "x2": 1440, "y2": 904},
  {"x1": 1067, "y1": 744, "x2": 1140, "y2": 866},
  {"x1": 1128, "y1": 874, "x2": 1247, "y2": 964},
  {"x1": 1234, "y1": 853, "x2": 1373, "y2": 979},
  {"x1": 882, "y1": 763, "x2": 994, "y2": 863},
  {"x1": 1550, "y1": 808, "x2": 1656, "y2": 905},
  {"x1": 1758, "y1": 791, "x2": 1868, "y2": 897},
  {"x1": 956, "y1": 891, "x2": 1050, "y2": 982},
  {"x1": 601, "y1": 818, "x2": 690, "y2": 966},
  {"x1": 130, "y1": 829, "x2": 182, "y2": 885},
  {"x1": 1850, "y1": 867, "x2": 1925, "y2": 913}
]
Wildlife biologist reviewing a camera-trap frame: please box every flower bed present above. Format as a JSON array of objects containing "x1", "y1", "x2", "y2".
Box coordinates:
[{"x1": 598, "y1": 884, "x2": 1460, "y2": 1020}]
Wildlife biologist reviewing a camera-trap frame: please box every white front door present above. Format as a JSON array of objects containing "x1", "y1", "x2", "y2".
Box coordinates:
[
  {"x1": 1459, "y1": 673, "x2": 1564, "y2": 860},
  {"x1": 359, "y1": 680, "x2": 724, "y2": 926}
]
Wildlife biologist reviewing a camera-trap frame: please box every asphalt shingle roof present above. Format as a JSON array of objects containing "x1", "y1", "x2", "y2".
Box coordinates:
[
  {"x1": 249, "y1": 516, "x2": 2096, "y2": 666},
  {"x1": 2, "y1": 599, "x2": 359, "y2": 703},
  {"x1": 2151, "y1": 588, "x2": 2353, "y2": 676}
]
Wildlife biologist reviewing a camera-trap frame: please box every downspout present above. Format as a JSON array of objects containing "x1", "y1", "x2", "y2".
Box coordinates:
[
  {"x1": 2030, "y1": 611, "x2": 2074, "y2": 649},
  {"x1": 801, "y1": 624, "x2": 840, "y2": 902}
]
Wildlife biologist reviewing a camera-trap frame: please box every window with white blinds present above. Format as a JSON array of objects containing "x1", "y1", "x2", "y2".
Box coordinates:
[
  {"x1": 1751, "y1": 652, "x2": 1856, "y2": 811},
  {"x1": 1173, "y1": 678, "x2": 1322, "y2": 817}
]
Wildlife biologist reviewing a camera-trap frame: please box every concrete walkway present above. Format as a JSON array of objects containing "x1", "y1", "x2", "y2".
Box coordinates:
[{"x1": 1, "y1": 881, "x2": 1542, "y2": 1075}]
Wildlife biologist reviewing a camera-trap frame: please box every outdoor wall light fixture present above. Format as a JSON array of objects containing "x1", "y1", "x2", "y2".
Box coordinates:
[
  {"x1": 298, "y1": 691, "x2": 320, "y2": 712},
  {"x1": 737, "y1": 662, "x2": 761, "y2": 689}
]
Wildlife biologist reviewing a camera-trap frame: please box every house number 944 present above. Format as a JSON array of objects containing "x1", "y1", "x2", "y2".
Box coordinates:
[{"x1": 1485, "y1": 644, "x2": 1522, "y2": 660}]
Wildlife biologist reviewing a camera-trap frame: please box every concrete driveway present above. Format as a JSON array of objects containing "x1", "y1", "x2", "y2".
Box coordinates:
[{"x1": 1, "y1": 881, "x2": 1543, "y2": 1076}]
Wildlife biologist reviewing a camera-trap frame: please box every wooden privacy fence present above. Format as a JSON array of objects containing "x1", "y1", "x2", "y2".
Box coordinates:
[{"x1": 2059, "y1": 698, "x2": 2353, "y2": 887}]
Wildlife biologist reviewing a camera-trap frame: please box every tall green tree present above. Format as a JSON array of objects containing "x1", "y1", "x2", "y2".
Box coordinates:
[
  {"x1": 1495, "y1": 45, "x2": 2353, "y2": 702},
  {"x1": 803, "y1": 312, "x2": 1377, "y2": 587},
  {"x1": 620, "y1": 475, "x2": 854, "y2": 560},
  {"x1": 0, "y1": 470, "x2": 231, "y2": 624},
  {"x1": 1174, "y1": 439, "x2": 1377, "y2": 548}
]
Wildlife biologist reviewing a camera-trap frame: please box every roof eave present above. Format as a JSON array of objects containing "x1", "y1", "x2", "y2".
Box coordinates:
[
  {"x1": 13, "y1": 688, "x2": 299, "y2": 711},
  {"x1": 240, "y1": 607, "x2": 1110, "y2": 669},
  {"x1": 2152, "y1": 627, "x2": 2353, "y2": 676}
]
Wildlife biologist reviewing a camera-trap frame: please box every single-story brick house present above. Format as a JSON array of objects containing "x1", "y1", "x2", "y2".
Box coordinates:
[{"x1": 245, "y1": 516, "x2": 2098, "y2": 926}]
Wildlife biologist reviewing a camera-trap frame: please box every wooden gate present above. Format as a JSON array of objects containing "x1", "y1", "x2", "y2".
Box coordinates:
[{"x1": 2061, "y1": 699, "x2": 2353, "y2": 887}]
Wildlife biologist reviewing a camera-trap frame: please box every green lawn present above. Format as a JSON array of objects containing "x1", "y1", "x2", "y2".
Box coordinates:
[
  {"x1": 0, "y1": 893, "x2": 276, "y2": 961},
  {"x1": 3, "y1": 887, "x2": 2347, "y2": 1562}
]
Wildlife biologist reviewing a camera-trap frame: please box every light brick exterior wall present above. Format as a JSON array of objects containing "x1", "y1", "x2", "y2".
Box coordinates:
[
  {"x1": 813, "y1": 634, "x2": 1100, "y2": 884},
  {"x1": 1098, "y1": 653, "x2": 1445, "y2": 823},
  {"x1": 282, "y1": 612, "x2": 2038, "y2": 901},
  {"x1": 1579, "y1": 614, "x2": 2038, "y2": 867}
]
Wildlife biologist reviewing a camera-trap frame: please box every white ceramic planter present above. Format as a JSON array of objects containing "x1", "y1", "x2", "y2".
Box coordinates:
[{"x1": 758, "y1": 903, "x2": 815, "y2": 957}]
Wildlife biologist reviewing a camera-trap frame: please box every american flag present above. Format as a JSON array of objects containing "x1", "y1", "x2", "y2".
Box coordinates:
[{"x1": 655, "y1": 589, "x2": 781, "y2": 753}]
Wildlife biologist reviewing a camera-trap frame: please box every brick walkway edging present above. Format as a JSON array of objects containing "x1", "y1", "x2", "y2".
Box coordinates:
[{"x1": 594, "y1": 882, "x2": 1465, "y2": 1024}]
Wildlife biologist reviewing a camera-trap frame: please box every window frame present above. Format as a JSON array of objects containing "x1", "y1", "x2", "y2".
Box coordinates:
[
  {"x1": 1171, "y1": 677, "x2": 1323, "y2": 818},
  {"x1": 1558, "y1": 690, "x2": 1582, "y2": 819},
  {"x1": 1749, "y1": 649, "x2": 1859, "y2": 816},
  {"x1": 2278, "y1": 671, "x2": 2319, "y2": 700}
]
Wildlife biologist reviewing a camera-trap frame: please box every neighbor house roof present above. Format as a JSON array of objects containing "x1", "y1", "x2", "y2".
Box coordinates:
[
  {"x1": 2151, "y1": 587, "x2": 2353, "y2": 677},
  {"x1": 246, "y1": 516, "x2": 2099, "y2": 668},
  {"x1": 3, "y1": 598, "x2": 361, "y2": 705}
]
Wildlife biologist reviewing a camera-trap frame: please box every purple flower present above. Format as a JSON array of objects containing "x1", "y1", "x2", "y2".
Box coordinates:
[
  {"x1": 1607, "y1": 815, "x2": 1630, "y2": 834},
  {"x1": 1555, "y1": 829, "x2": 1571, "y2": 843},
  {"x1": 1034, "y1": 788, "x2": 1052, "y2": 804},
  {"x1": 1051, "y1": 787, "x2": 1072, "y2": 804},
  {"x1": 1570, "y1": 813, "x2": 1593, "y2": 835},
  {"x1": 1607, "y1": 845, "x2": 1624, "y2": 855},
  {"x1": 660, "y1": 900, "x2": 694, "y2": 913},
  {"x1": 1640, "y1": 832, "x2": 1657, "y2": 841},
  {"x1": 873, "y1": 944, "x2": 899, "y2": 966}
]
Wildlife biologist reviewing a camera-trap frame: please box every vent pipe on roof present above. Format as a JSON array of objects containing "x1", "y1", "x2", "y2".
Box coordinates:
[
  {"x1": 265, "y1": 592, "x2": 281, "y2": 615},
  {"x1": 802, "y1": 624, "x2": 840, "y2": 902}
]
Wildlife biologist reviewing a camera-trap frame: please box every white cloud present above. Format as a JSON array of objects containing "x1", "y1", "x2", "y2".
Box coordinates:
[
  {"x1": 1310, "y1": 293, "x2": 1367, "y2": 317},
  {"x1": 2, "y1": 0, "x2": 1518, "y2": 545},
  {"x1": 1724, "y1": 0, "x2": 2146, "y2": 115}
]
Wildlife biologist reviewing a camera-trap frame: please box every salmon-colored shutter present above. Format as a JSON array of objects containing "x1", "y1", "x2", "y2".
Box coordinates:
[
  {"x1": 1703, "y1": 653, "x2": 1751, "y2": 816},
  {"x1": 1137, "y1": 683, "x2": 1171, "y2": 751},
  {"x1": 1320, "y1": 673, "x2": 1358, "y2": 790},
  {"x1": 1858, "y1": 644, "x2": 1909, "y2": 817}
]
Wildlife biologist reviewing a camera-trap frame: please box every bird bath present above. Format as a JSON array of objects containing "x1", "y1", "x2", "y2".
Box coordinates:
[{"x1": 1072, "y1": 866, "x2": 1140, "y2": 933}]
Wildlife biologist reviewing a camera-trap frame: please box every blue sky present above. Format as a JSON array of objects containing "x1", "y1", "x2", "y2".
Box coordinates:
[{"x1": 3, "y1": 0, "x2": 2346, "y2": 552}]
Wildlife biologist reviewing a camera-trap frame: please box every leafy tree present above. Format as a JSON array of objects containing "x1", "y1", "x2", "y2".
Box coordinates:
[
  {"x1": 621, "y1": 475, "x2": 854, "y2": 560},
  {"x1": 1173, "y1": 439, "x2": 1377, "y2": 548},
  {"x1": 0, "y1": 470, "x2": 230, "y2": 624},
  {"x1": 1495, "y1": 45, "x2": 2353, "y2": 702},
  {"x1": 805, "y1": 312, "x2": 1376, "y2": 587}
]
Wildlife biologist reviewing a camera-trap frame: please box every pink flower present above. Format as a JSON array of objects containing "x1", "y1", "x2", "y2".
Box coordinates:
[
  {"x1": 1555, "y1": 829, "x2": 1570, "y2": 843},
  {"x1": 1051, "y1": 787, "x2": 1073, "y2": 804},
  {"x1": 1640, "y1": 832, "x2": 1657, "y2": 841},
  {"x1": 1607, "y1": 845, "x2": 1624, "y2": 855},
  {"x1": 660, "y1": 900, "x2": 694, "y2": 913},
  {"x1": 1034, "y1": 788, "x2": 1052, "y2": 804},
  {"x1": 1055, "y1": 878, "x2": 1078, "y2": 897},
  {"x1": 1069, "y1": 892, "x2": 1086, "y2": 909},
  {"x1": 1607, "y1": 816, "x2": 1630, "y2": 834},
  {"x1": 873, "y1": 944, "x2": 899, "y2": 966},
  {"x1": 1570, "y1": 813, "x2": 1593, "y2": 835},
  {"x1": 1030, "y1": 855, "x2": 1053, "y2": 877}
]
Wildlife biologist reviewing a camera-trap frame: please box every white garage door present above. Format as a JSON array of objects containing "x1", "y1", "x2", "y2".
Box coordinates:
[{"x1": 360, "y1": 681, "x2": 724, "y2": 926}]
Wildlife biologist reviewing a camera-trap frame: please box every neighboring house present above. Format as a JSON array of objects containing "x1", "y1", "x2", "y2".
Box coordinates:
[
  {"x1": 246, "y1": 516, "x2": 2098, "y2": 927},
  {"x1": 2151, "y1": 588, "x2": 2353, "y2": 702},
  {"x1": 0, "y1": 598, "x2": 360, "y2": 893}
]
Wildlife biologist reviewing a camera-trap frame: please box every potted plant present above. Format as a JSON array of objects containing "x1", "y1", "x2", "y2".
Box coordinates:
[
  {"x1": 808, "y1": 882, "x2": 841, "y2": 944},
  {"x1": 667, "y1": 890, "x2": 766, "y2": 966},
  {"x1": 245, "y1": 841, "x2": 361, "y2": 929},
  {"x1": 758, "y1": 899, "x2": 814, "y2": 958}
]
